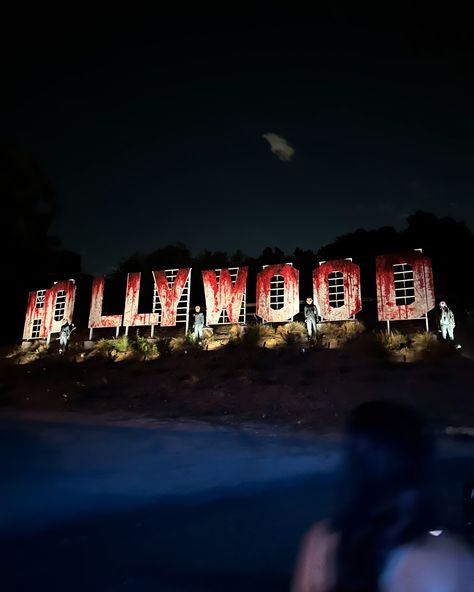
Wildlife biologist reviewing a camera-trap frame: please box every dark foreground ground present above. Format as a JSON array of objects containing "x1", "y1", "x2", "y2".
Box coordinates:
[
  {"x1": 0, "y1": 415, "x2": 473, "y2": 591},
  {"x1": 1, "y1": 333, "x2": 474, "y2": 433},
  {"x1": 1, "y1": 332, "x2": 473, "y2": 589}
]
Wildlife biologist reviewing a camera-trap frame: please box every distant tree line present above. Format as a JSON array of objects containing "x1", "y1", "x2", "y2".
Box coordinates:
[
  {"x1": 113, "y1": 211, "x2": 474, "y2": 312},
  {"x1": 3, "y1": 146, "x2": 474, "y2": 343},
  {"x1": 0, "y1": 146, "x2": 80, "y2": 343}
]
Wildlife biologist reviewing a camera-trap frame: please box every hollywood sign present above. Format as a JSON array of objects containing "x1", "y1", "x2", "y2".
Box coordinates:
[{"x1": 23, "y1": 251, "x2": 435, "y2": 342}]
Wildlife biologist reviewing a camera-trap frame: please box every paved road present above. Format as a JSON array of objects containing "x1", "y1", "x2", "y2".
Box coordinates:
[{"x1": 0, "y1": 414, "x2": 472, "y2": 591}]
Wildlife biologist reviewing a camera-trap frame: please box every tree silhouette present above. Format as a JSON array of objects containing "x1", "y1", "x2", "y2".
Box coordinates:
[
  {"x1": 1, "y1": 145, "x2": 57, "y2": 267},
  {"x1": 402, "y1": 211, "x2": 474, "y2": 301},
  {"x1": 113, "y1": 211, "x2": 474, "y2": 317},
  {"x1": 0, "y1": 145, "x2": 81, "y2": 342}
]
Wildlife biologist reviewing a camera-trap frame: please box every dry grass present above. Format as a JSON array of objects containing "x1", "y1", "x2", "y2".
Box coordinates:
[
  {"x1": 203, "y1": 328, "x2": 229, "y2": 351},
  {"x1": 375, "y1": 330, "x2": 411, "y2": 358},
  {"x1": 255, "y1": 324, "x2": 283, "y2": 348},
  {"x1": 342, "y1": 319, "x2": 365, "y2": 338},
  {"x1": 228, "y1": 324, "x2": 244, "y2": 339},
  {"x1": 411, "y1": 331, "x2": 449, "y2": 359},
  {"x1": 170, "y1": 332, "x2": 202, "y2": 353},
  {"x1": 376, "y1": 331, "x2": 446, "y2": 361},
  {"x1": 411, "y1": 332, "x2": 438, "y2": 352},
  {"x1": 224, "y1": 323, "x2": 279, "y2": 349},
  {"x1": 170, "y1": 335, "x2": 186, "y2": 351},
  {"x1": 170, "y1": 324, "x2": 247, "y2": 352},
  {"x1": 169, "y1": 321, "x2": 364, "y2": 352},
  {"x1": 318, "y1": 320, "x2": 365, "y2": 346},
  {"x1": 5, "y1": 345, "x2": 23, "y2": 359},
  {"x1": 257, "y1": 324, "x2": 277, "y2": 340},
  {"x1": 9, "y1": 341, "x2": 52, "y2": 365},
  {"x1": 276, "y1": 321, "x2": 306, "y2": 345}
]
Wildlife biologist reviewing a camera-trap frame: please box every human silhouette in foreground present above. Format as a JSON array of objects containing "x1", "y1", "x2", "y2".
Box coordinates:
[{"x1": 292, "y1": 401, "x2": 474, "y2": 592}]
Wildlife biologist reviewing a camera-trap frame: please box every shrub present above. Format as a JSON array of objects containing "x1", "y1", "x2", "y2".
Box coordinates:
[
  {"x1": 242, "y1": 324, "x2": 277, "y2": 348},
  {"x1": 201, "y1": 327, "x2": 231, "y2": 351},
  {"x1": 228, "y1": 324, "x2": 244, "y2": 339},
  {"x1": 411, "y1": 331, "x2": 447, "y2": 359},
  {"x1": 5, "y1": 345, "x2": 23, "y2": 359},
  {"x1": 155, "y1": 336, "x2": 173, "y2": 358},
  {"x1": 185, "y1": 331, "x2": 200, "y2": 346},
  {"x1": 375, "y1": 330, "x2": 410, "y2": 354},
  {"x1": 132, "y1": 332, "x2": 158, "y2": 360},
  {"x1": 170, "y1": 335, "x2": 184, "y2": 351},
  {"x1": 342, "y1": 320, "x2": 365, "y2": 338},
  {"x1": 113, "y1": 335, "x2": 130, "y2": 352},
  {"x1": 226, "y1": 324, "x2": 254, "y2": 349},
  {"x1": 277, "y1": 321, "x2": 306, "y2": 345},
  {"x1": 411, "y1": 331, "x2": 437, "y2": 351},
  {"x1": 34, "y1": 343, "x2": 50, "y2": 358},
  {"x1": 96, "y1": 335, "x2": 130, "y2": 359},
  {"x1": 320, "y1": 320, "x2": 364, "y2": 338},
  {"x1": 318, "y1": 320, "x2": 365, "y2": 346},
  {"x1": 257, "y1": 324, "x2": 277, "y2": 339},
  {"x1": 170, "y1": 331, "x2": 203, "y2": 353},
  {"x1": 240, "y1": 325, "x2": 262, "y2": 348}
]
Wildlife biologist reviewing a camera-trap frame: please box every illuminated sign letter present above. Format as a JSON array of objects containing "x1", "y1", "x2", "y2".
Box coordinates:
[
  {"x1": 313, "y1": 259, "x2": 362, "y2": 321},
  {"x1": 153, "y1": 268, "x2": 191, "y2": 327},
  {"x1": 88, "y1": 276, "x2": 123, "y2": 337},
  {"x1": 23, "y1": 279, "x2": 76, "y2": 343},
  {"x1": 376, "y1": 251, "x2": 435, "y2": 322},
  {"x1": 202, "y1": 267, "x2": 248, "y2": 325},
  {"x1": 123, "y1": 272, "x2": 159, "y2": 333},
  {"x1": 256, "y1": 263, "x2": 299, "y2": 322}
]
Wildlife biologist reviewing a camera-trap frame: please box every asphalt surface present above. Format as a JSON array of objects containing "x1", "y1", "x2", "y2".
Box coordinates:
[{"x1": 0, "y1": 415, "x2": 472, "y2": 591}]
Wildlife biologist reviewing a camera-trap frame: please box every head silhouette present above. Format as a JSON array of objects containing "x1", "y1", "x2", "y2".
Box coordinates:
[
  {"x1": 334, "y1": 401, "x2": 434, "y2": 591},
  {"x1": 345, "y1": 400, "x2": 432, "y2": 494}
]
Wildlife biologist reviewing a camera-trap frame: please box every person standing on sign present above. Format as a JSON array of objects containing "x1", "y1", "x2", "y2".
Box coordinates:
[
  {"x1": 193, "y1": 306, "x2": 205, "y2": 341},
  {"x1": 59, "y1": 319, "x2": 75, "y2": 354},
  {"x1": 438, "y1": 301, "x2": 461, "y2": 348},
  {"x1": 304, "y1": 297, "x2": 319, "y2": 340}
]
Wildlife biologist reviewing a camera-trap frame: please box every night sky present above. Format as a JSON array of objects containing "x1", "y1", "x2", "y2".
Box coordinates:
[{"x1": 2, "y1": 10, "x2": 474, "y2": 274}]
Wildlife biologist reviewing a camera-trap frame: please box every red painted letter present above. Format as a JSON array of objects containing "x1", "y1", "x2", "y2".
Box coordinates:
[
  {"x1": 123, "y1": 272, "x2": 159, "y2": 330},
  {"x1": 202, "y1": 267, "x2": 248, "y2": 325},
  {"x1": 313, "y1": 259, "x2": 362, "y2": 321},
  {"x1": 153, "y1": 268, "x2": 191, "y2": 326},
  {"x1": 376, "y1": 251, "x2": 435, "y2": 321},
  {"x1": 256, "y1": 263, "x2": 299, "y2": 322},
  {"x1": 23, "y1": 280, "x2": 76, "y2": 341},
  {"x1": 88, "y1": 276, "x2": 123, "y2": 331}
]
